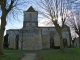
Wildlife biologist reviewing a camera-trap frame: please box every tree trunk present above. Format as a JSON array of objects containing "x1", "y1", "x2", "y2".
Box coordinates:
[
  {"x1": 78, "y1": 28, "x2": 80, "y2": 48},
  {"x1": 0, "y1": 16, "x2": 6, "y2": 56},
  {"x1": 58, "y1": 31, "x2": 64, "y2": 50},
  {"x1": 0, "y1": 29, "x2": 4, "y2": 55},
  {"x1": 55, "y1": 27, "x2": 64, "y2": 50},
  {"x1": 79, "y1": 36, "x2": 80, "y2": 48}
]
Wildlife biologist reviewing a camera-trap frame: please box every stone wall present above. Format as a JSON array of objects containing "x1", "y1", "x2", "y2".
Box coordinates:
[
  {"x1": 54, "y1": 34, "x2": 60, "y2": 47},
  {"x1": 42, "y1": 35, "x2": 50, "y2": 49},
  {"x1": 6, "y1": 30, "x2": 19, "y2": 49},
  {"x1": 41, "y1": 28, "x2": 50, "y2": 49},
  {"x1": 19, "y1": 27, "x2": 42, "y2": 50},
  {"x1": 74, "y1": 38, "x2": 79, "y2": 48},
  {"x1": 62, "y1": 31, "x2": 70, "y2": 47}
]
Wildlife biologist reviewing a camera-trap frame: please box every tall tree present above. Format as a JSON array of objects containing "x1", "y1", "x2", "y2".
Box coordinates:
[
  {"x1": 67, "y1": 10, "x2": 80, "y2": 47},
  {"x1": 66, "y1": 0, "x2": 80, "y2": 47},
  {"x1": 0, "y1": 0, "x2": 29, "y2": 55},
  {"x1": 37, "y1": 0, "x2": 69, "y2": 50}
]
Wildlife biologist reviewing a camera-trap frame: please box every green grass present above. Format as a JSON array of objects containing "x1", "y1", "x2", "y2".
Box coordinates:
[
  {"x1": 0, "y1": 54, "x2": 24, "y2": 60},
  {"x1": 3, "y1": 48, "x2": 80, "y2": 60},
  {"x1": 36, "y1": 48, "x2": 80, "y2": 60},
  {"x1": 4, "y1": 48, "x2": 54, "y2": 53},
  {"x1": 4, "y1": 49, "x2": 38, "y2": 53},
  {"x1": 0, "y1": 49, "x2": 25, "y2": 60}
]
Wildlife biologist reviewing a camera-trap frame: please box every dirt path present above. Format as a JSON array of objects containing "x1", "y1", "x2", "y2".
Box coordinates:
[{"x1": 20, "y1": 53, "x2": 36, "y2": 60}]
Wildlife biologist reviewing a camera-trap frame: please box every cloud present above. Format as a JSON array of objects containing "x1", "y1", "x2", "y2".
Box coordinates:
[
  {"x1": 0, "y1": 19, "x2": 1, "y2": 26},
  {"x1": 0, "y1": 19, "x2": 1, "y2": 28},
  {"x1": 38, "y1": 18, "x2": 54, "y2": 27},
  {"x1": 38, "y1": 16, "x2": 63, "y2": 27},
  {"x1": 38, "y1": 17, "x2": 78, "y2": 39}
]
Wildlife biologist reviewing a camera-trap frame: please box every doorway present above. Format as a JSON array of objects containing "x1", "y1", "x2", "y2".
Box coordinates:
[
  {"x1": 50, "y1": 37, "x2": 54, "y2": 48},
  {"x1": 15, "y1": 34, "x2": 19, "y2": 49},
  {"x1": 63, "y1": 38, "x2": 68, "y2": 48}
]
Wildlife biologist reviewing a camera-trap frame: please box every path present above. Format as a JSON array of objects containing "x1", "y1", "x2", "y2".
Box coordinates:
[{"x1": 20, "y1": 53, "x2": 36, "y2": 60}]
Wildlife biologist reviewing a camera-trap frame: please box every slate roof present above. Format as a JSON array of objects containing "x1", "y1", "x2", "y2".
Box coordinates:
[{"x1": 26, "y1": 6, "x2": 36, "y2": 12}]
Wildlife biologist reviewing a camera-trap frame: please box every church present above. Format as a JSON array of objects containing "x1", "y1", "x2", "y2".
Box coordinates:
[{"x1": 6, "y1": 6, "x2": 71, "y2": 50}]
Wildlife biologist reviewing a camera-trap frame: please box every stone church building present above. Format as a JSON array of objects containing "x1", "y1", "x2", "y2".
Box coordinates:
[{"x1": 6, "y1": 6, "x2": 71, "y2": 50}]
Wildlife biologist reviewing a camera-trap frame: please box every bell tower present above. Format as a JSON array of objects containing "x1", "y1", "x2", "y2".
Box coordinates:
[{"x1": 23, "y1": 6, "x2": 38, "y2": 27}]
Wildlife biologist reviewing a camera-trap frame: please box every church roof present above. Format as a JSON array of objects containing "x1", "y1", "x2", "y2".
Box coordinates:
[{"x1": 26, "y1": 6, "x2": 36, "y2": 12}]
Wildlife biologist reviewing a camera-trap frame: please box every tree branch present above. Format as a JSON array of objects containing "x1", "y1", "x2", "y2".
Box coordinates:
[{"x1": 7, "y1": 0, "x2": 15, "y2": 14}]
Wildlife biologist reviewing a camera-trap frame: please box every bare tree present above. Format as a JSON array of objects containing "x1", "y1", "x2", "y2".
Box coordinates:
[
  {"x1": 66, "y1": 9, "x2": 80, "y2": 47},
  {"x1": 66, "y1": 0, "x2": 80, "y2": 47},
  {"x1": 37, "y1": 0, "x2": 69, "y2": 50},
  {"x1": 0, "y1": 0, "x2": 29, "y2": 55}
]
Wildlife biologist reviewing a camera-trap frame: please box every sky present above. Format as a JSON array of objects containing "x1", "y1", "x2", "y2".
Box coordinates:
[
  {"x1": 0, "y1": 19, "x2": 1, "y2": 28},
  {"x1": 6, "y1": 0, "x2": 38, "y2": 29},
  {"x1": 0, "y1": 0, "x2": 80, "y2": 39},
  {"x1": 3, "y1": 0, "x2": 40, "y2": 35},
  {"x1": 0, "y1": 19, "x2": 1, "y2": 25}
]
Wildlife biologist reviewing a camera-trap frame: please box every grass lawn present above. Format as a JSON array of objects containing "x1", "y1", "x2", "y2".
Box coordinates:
[
  {"x1": 36, "y1": 48, "x2": 80, "y2": 60},
  {"x1": 4, "y1": 49, "x2": 41, "y2": 53},
  {"x1": 0, "y1": 54, "x2": 24, "y2": 60},
  {"x1": 2, "y1": 48, "x2": 80, "y2": 60},
  {"x1": 3, "y1": 48, "x2": 54, "y2": 53},
  {"x1": 0, "y1": 49, "x2": 26, "y2": 60}
]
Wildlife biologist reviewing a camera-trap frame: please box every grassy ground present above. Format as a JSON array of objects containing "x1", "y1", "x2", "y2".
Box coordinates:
[
  {"x1": 4, "y1": 48, "x2": 54, "y2": 53},
  {"x1": 0, "y1": 49, "x2": 25, "y2": 60},
  {"x1": 2, "y1": 48, "x2": 80, "y2": 60},
  {"x1": 4, "y1": 48, "x2": 41, "y2": 53},
  {"x1": 4, "y1": 49, "x2": 31, "y2": 53},
  {"x1": 36, "y1": 48, "x2": 80, "y2": 60},
  {"x1": 0, "y1": 54, "x2": 24, "y2": 60}
]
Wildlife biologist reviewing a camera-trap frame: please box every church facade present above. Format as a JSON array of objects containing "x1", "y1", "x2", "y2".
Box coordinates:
[{"x1": 6, "y1": 6, "x2": 71, "y2": 50}]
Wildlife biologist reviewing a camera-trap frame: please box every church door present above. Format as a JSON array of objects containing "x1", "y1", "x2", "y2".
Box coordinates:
[
  {"x1": 15, "y1": 34, "x2": 19, "y2": 49},
  {"x1": 63, "y1": 38, "x2": 68, "y2": 48},
  {"x1": 50, "y1": 37, "x2": 54, "y2": 48},
  {"x1": 4, "y1": 34, "x2": 9, "y2": 48}
]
